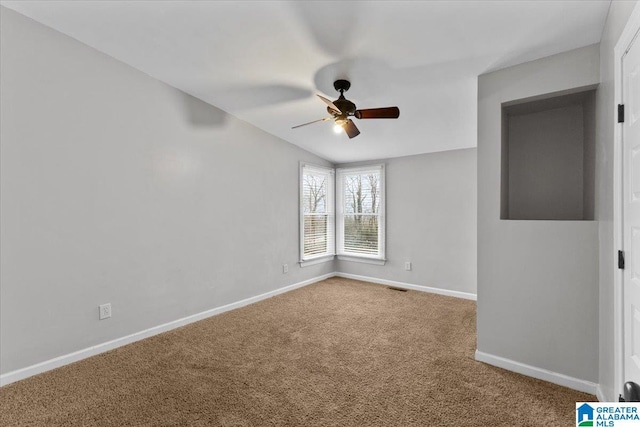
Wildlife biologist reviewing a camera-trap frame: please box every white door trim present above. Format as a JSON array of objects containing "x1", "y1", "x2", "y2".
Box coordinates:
[{"x1": 614, "y1": 1, "x2": 640, "y2": 402}]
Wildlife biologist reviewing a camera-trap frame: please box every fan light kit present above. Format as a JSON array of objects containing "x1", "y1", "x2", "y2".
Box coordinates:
[{"x1": 292, "y1": 79, "x2": 400, "y2": 139}]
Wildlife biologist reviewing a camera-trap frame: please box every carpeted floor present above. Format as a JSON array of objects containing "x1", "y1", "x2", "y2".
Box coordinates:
[{"x1": 0, "y1": 277, "x2": 594, "y2": 426}]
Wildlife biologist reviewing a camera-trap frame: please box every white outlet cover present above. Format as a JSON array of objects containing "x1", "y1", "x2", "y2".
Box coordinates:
[
  {"x1": 405, "y1": 262, "x2": 412, "y2": 271},
  {"x1": 99, "y1": 303, "x2": 111, "y2": 320},
  {"x1": 283, "y1": 264, "x2": 288, "y2": 274}
]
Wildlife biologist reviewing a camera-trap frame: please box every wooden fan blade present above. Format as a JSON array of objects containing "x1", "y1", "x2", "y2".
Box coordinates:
[
  {"x1": 344, "y1": 119, "x2": 360, "y2": 139},
  {"x1": 317, "y1": 94, "x2": 341, "y2": 113},
  {"x1": 292, "y1": 117, "x2": 332, "y2": 129},
  {"x1": 354, "y1": 107, "x2": 400, "y2": 119}
]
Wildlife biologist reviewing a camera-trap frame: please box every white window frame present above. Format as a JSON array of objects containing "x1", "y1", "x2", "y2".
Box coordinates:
[
  {"x1": 336, "y1": 164, "x2": 386, "y2": 265},
  {"x1": 299, "y1": 163, "x2": 335, "y2": 266}
]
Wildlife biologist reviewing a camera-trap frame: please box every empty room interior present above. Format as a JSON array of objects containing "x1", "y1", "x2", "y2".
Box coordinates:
[{"x1": 1, "y1": 1, "x2": 640, "y2": 425}]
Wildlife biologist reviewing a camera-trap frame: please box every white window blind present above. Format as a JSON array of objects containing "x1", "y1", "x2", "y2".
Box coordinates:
[
  {"x1": 337, "y1": 165, "x2": 385, "y2": 261},
  {"x1": 300, "y1": 164, "x2": 335, "y2": 262}
]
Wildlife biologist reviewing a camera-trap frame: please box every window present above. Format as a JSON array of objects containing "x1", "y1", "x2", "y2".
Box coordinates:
[
  {"x1": 336, "y1": 165, "x2": 385, "y2": 264},
  {"x1": 300, "y1": 163, "x2": 335, "y2": 264}
]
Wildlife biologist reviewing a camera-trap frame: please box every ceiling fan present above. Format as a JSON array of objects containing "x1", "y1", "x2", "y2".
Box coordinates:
[{"x1": 292, "y1": 80, "x2": 400, "y2": 139}]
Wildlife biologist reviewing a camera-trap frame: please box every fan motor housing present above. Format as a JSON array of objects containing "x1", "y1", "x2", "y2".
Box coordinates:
[{"x1": 329, "y1": 98, "x2": 356, "y2": 116}]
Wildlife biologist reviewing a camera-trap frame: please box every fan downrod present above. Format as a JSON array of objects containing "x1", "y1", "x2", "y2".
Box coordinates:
[{"x1": 333, "y1": 79, "x2": 351, "y2": 93}]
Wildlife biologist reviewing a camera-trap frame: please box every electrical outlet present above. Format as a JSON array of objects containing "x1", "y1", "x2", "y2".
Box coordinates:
[
  {"x1": 283, "y1": 264, "x2": 289, "y2": 274},
  {"x1": 405, "y1": 262, "x2": 412, "y2": 271},
  {"x1": 99, "y1": 303, "x2": 111, "y2": 320}
]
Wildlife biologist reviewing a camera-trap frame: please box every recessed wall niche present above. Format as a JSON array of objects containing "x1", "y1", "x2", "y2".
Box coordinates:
[{"x1": 500, "y1": 88, "x2": 596, "y2": 220}]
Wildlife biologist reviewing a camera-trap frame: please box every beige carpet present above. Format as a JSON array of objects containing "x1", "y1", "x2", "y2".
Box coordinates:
[{"x1": 0, "y1": 277, "x2": 594, "y2": 426}]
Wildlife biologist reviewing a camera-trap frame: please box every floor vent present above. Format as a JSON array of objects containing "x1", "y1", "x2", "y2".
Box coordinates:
[{"x1": 388, "y1": 287, "x2": 408, "y2": 292}]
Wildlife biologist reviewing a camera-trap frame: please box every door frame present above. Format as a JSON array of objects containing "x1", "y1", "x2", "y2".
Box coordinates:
[{"x1": 614, "y1": 1, "x2": 640, "y2": 402}]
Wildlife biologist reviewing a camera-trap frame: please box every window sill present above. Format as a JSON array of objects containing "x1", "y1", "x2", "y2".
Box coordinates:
[
  {"x1": 299, "y1": 255, "x2": 335, "y2": 268},
  {"x1": 337, "y1": 255, "x2": 386, "y2": 265}
]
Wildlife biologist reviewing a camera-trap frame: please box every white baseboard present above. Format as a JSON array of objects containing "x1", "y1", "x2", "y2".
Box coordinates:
[
  {"x1": 0, "y1": 272, "x2": 334, "y2": 387},
  {"x1": 19, "y1": 271, "x2": 605, "y2": 396},
  {"x1": 596, "y1": 385, "x2": 609, "y2": 402},
  {"x1": 335, "y1": 272, "x2": 477, "y2": 301},
  {"x1": 475, "y1": 350, "x2": 598, "y2": 395}
]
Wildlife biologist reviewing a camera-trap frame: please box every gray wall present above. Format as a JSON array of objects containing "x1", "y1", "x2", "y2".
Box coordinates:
[
  {"x1": 477, "y1": 45, "x2": 600, "y2": 382},
  {"x1": 500, "y1": 90, "x2": 596, "y2": 221},
  {"x1": 507, "y1": 105, "x2": 585, "y2": 220},
  {"x1": 596, "y1": 0, "x2": 638, "y2": 402},
  {"x1": 336, "y1": 149, "x2": 477, "y2": 295},
  {"x1": 0, "y1": 7, "x2": 333, "y2": 374}
]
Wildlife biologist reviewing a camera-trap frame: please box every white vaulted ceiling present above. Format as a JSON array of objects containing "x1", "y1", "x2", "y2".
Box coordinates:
[{"x1": 1, "y1": 1, "x2": 610, "y2": 163}]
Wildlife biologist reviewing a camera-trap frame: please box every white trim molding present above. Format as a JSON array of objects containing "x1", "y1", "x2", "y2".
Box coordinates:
[
  {"x1": 8, "y1": 270, "x2": 609, "y2": 398},
  {"x1": 335, "y1": 164, "x2": 386, "y2": 262},
  {"x1": 299, "y1": 162, "x2": 336, "y2": 263},
  {"x1": 0, "y1": 272, "x2": 334, "y2": 387},
  {"x1": 337, "y1": 255, "x2": 386, "y2": 265},
  {"x1": 613, "y1": 0, "x2": 640, "y2": 403},
  {"x1": 596, "y1": 385, "x2": 608, "y2": 402},
  {"x1": 299, "y1": 255, "x2": 334, "y2": 267},
  {"x1": 475, "y1": 350, "x2": 598, "y2": 395},
  {"x1": 335, "y1": 272, "x2": 477, "y2": 301}
]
